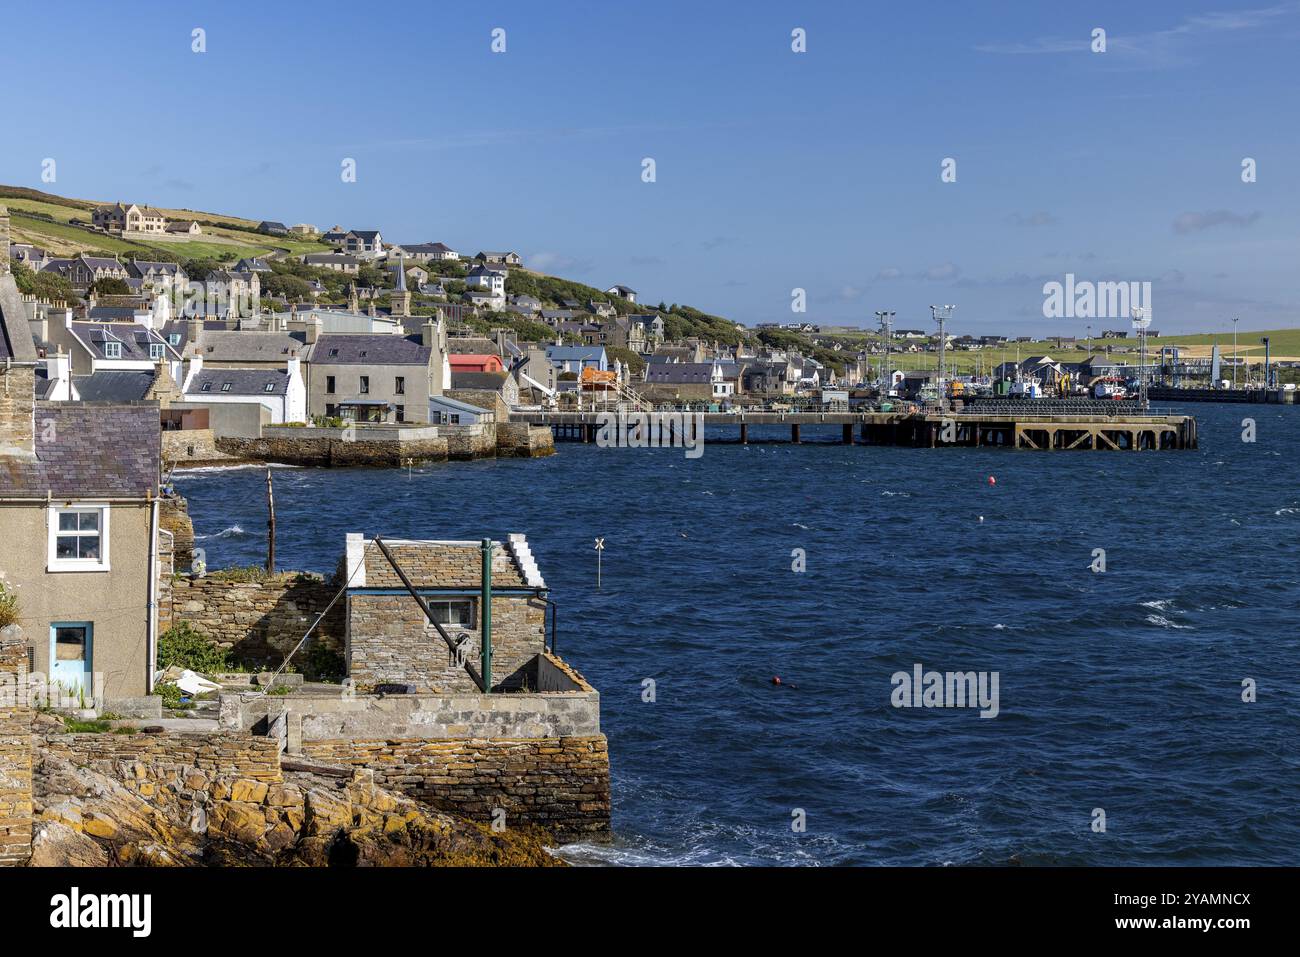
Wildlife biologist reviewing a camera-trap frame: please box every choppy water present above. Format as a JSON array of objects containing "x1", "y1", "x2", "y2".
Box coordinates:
[{"x1": 174, "y1": 403, "x2": 1300, "y2": 865}]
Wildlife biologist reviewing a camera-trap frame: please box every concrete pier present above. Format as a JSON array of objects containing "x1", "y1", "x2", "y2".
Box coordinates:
[{"x1": 516, "y1": 409, "x2": 1199, "y2": 452}]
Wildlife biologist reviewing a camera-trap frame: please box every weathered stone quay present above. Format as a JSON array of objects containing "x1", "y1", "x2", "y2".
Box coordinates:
[
  {"x1": 210, "y1": 421, "x2": 554, "y2": 468},
  {"x1": 516, "y1": 408, "x2": 1199, "y2": 451}
]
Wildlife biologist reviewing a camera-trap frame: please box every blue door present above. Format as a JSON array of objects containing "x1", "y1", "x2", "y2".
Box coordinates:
[{"x1": 50, "y1": 623, "x2": 92, "y2": 700}]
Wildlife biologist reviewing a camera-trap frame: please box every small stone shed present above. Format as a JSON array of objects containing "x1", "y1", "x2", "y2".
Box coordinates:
[{"x1": 343, "y1": 533, "x2": 549, "y2": 693}]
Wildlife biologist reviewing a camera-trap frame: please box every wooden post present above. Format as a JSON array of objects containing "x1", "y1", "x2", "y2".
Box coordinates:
[{"x1": 265, "y1": 467, "x2": 276, "y2": 575}]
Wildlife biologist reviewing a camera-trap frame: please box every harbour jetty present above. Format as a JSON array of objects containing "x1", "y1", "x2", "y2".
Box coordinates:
[{"x1": 514, "y1": 407, "x2": 1198, "y2": 451}]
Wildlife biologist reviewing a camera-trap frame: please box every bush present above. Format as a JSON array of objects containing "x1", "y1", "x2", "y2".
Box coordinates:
[
  {"x1": 156, "y1": 681, "x2": 194, "y2": 710},
  {"x1": 157, "y1": 622, "x2": 230, "y2": 674},
  {"x1": 306, "y1": 643, "x2": 346, "y2": 683},
  {"x1": 0, "y1": 581, "x2": 19, "y2": 629}
]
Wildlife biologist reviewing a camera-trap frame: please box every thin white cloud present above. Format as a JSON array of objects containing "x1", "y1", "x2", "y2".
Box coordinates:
[{"x1": 1173, "y1": 210, "x2": 1261, "y2": 234}]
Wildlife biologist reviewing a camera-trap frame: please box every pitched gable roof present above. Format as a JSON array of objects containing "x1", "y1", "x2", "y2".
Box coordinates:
[{"x1": 0, "y1": 404, "x2": 160, "y2": 498}]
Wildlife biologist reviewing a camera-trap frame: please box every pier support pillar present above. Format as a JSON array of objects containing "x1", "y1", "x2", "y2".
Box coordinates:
[
  {"x1": 842, "y1": 424, "x2": 853, "y2": 444},
  {"x1": 740, "y1": 423, "x2": 748, "y2": 444},
  {"x1": 791, "y1": 424, "x2": 801, "y2": 444}
]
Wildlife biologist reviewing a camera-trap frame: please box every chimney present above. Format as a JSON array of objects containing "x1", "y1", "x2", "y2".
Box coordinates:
[
  {"x1": 182, "y1": 349, "x2": 203, "y2": 392},
  {"x1": 421, "y1": 321, "x2": 437, "y2": 348},
  {"x1": 43, "y1": 348, "x2": 71, "y2": 401}
]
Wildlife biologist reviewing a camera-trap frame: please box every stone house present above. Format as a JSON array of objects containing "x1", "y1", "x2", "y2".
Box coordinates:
[
  {"x1": 92, "y1": 203, "x2": 167, "y2": 235},
  {"x1": 1, "y1": 256, "x2": 162, "y2": 708},
  {"x1": 343, "y1": 533, "x2": 549, "y2": 693},
  {"x1": 310, "y1": 324, "x2": 448, "y2": 424},
  {"x1": 165, "y1": 220, "x2": 202, "y2": 236},
  {"x1": 474, "y1": 251, "x2": 522, "y2": 266}
]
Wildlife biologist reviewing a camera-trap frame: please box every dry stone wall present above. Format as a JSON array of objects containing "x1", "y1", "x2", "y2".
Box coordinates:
[{"x1": 302, "y1": 734, "x2": 610, "y2": 838}]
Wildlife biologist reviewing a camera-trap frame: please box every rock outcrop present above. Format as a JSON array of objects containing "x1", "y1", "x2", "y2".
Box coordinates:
[{"x1": 31, "y1": 746, "x2": 561, "y2": 867}]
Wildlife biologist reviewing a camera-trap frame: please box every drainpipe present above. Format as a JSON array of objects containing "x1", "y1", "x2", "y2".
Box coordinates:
[
  {"x1": 480, "y1": 538, "x2": 493, "y2": 693},
  {"x1": 146, "y1": 492, "x2": 160, "y2": 696}
]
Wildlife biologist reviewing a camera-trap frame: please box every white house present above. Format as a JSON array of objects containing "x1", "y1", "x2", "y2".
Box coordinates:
[{"x1": 181, "y1": 353, "x2": 307, "y2": 424}]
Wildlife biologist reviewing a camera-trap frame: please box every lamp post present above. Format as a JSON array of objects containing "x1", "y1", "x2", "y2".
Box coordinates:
[{"x1": 930, "y1": 304, "x2": 955, "y2": 407}]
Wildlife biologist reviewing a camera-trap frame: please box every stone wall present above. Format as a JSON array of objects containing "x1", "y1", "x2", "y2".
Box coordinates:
[
  {"x1": 167, "y1": 572, "x2": 344, "y2": 668},
  {"x1": 497, "y1": 423, "x2": 555, "y2": 457},
  {"x1": 159, "y1": 491, "x2": 194, "y2": 571},
  {"x1": 301, "y1": 734, "x2": 610, "y2": 838},
  {"x1": 40, "y1": 731, "x2": 283, "y2": 783},
  {"x1": 0, "y1": 635, "x2": 33, "y2": 866},
  {"x1": 443, "y1": 423, "x2": 496, "y2": 460},
  {"x1": 162, "y1": 428, "x2": 232, "y2": 467},
  {"x1": 217, "y1": 433, "x2": 450, "y2": 467},
  {"x1": 346, "y1": 592, "x2": 546, "y2": 693},
  {"x1": 0, "y1": 364, "x2": 35, "y2": 457}
]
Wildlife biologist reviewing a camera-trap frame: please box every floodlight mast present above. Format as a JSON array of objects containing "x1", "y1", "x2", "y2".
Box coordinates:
[{"x1": 930, "y1": 304, "x2": 955, "y2": 406}]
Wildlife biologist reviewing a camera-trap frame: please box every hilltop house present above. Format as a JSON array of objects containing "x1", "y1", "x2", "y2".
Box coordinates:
[
  {"x1": 474, "y1": 251, "x2": 522, "y2": 266},
  {"x1": 165, "y1": 220, "x2": 202, "y2": 236},
  {"x1": 1, "y1": 237, "x2": 162, "y2": 707},
  {"x1": 257, "y1": 221, "x2": 289, "y2": 236},
  {"x1": 606, "y1": 284, "x2": 637, "y2": 303},
  {"x1": 401, "y1": 242, "x2": 460, "y2": 263},
  {"x1": 92, "y1": 203, "x2": 167, "y2": 235}
]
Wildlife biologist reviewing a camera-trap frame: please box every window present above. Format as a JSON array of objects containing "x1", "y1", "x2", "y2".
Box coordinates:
[
  {"x1": 394, "y1": 376, "x2": 405, "y2": 395},
  {"x1": 168, "y1": 334, "x2": 182, "y2": 346},
  {"x1": 48, "y1": 506, "x2": 109, "y2": 572},
  {"x1": 200, "y1": 382, "x2": 212, "y2": 392},
  {"x1": 359, "y1": 376, "x2": 369, "y2": 394},
  {"x1": 449, "y1": 413, "x2": 461, "y2": 424},
  {"x1": 220, "y1": 382, "x2": 232, "y2": 392},
  {"x1": 326, "y1": 376, "x2": 336, "y2": 394},
  {"x1": 428, "y1": 599, "x2": 474, "y2": 627},
  {"x1": 395, "y1": 405, "x2": 405, "y2": 423},
  {"x1": 263, "y1": 382, "x2": 275, "y2": 392},
  {"x1": 103, "y1": 341, "x2": 122, "y2": 359},
  {"x1": 149, "y1": 342, "x2": 165, "y2": 360}
]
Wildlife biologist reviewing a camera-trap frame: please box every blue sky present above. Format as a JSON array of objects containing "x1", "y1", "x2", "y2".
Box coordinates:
[{"x1": 2, "y1": 0, "x2": 1297, "y2": 334}]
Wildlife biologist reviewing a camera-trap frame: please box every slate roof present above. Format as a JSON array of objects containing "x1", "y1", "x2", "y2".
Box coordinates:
[
  {"x1": 189, "y1": 369, "x2": 289, "y2": 396},
  {"x1": 645, "y1": 362, "x2": 719, "y2": 384},
  {"x1": 545, "y1": 345, "x2": 606, "y2": 364},
  {"x1": 195, "y1": 330, "x2": 309, "y2": 362},
  {"x1": 73, "y1": 370, "x2": 156, "y2": 401},
  {"x1": 0, "y1": 403, "x2": 160, "y2": 499},
  {"x1": 313, "y1": 334, "x2": 430, "y2": 365},
  {"x1": 69, "y1": 321, "x2": 174, "y2": 360}
]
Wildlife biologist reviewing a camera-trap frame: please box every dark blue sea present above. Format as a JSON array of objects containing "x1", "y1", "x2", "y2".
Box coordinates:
[{"x1": 174, "y1": 403, "x2": 1300, "y2": 866}]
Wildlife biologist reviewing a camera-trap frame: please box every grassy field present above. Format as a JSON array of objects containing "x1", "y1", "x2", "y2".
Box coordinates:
[{"x1": 2, "y1": 184, "x2": 328, "y2": 262}]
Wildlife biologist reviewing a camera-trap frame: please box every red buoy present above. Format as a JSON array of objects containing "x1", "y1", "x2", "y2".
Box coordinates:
[
  {"x1": 988, "y1": 475, "x2": 996, "y2": 486},
  {"x1": 772, "y1": 676, "x2": 782, "y2": 686}
]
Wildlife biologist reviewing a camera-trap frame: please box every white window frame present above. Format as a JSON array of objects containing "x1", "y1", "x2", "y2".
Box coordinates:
[
  {"x1": 103, "y1": 341, "x2": 122, "y2": 359},
  {"x1": 149, "y1": 342, "x2": 165, "y2": 360},
  {"x1": 47, "y1": 504, "x2": 111, "y2": 573}
]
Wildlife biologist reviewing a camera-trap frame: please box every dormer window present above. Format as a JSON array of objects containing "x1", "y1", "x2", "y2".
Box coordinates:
[
  {"x1": 149, "y1": 343, "x2": 165, "y2": 360},
  {"x1": 103, "y1": 341, "x2": 122, "y2": 359},
  {"x1": 168, "y1": 334, "x2": 182, "y2": 346}
]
